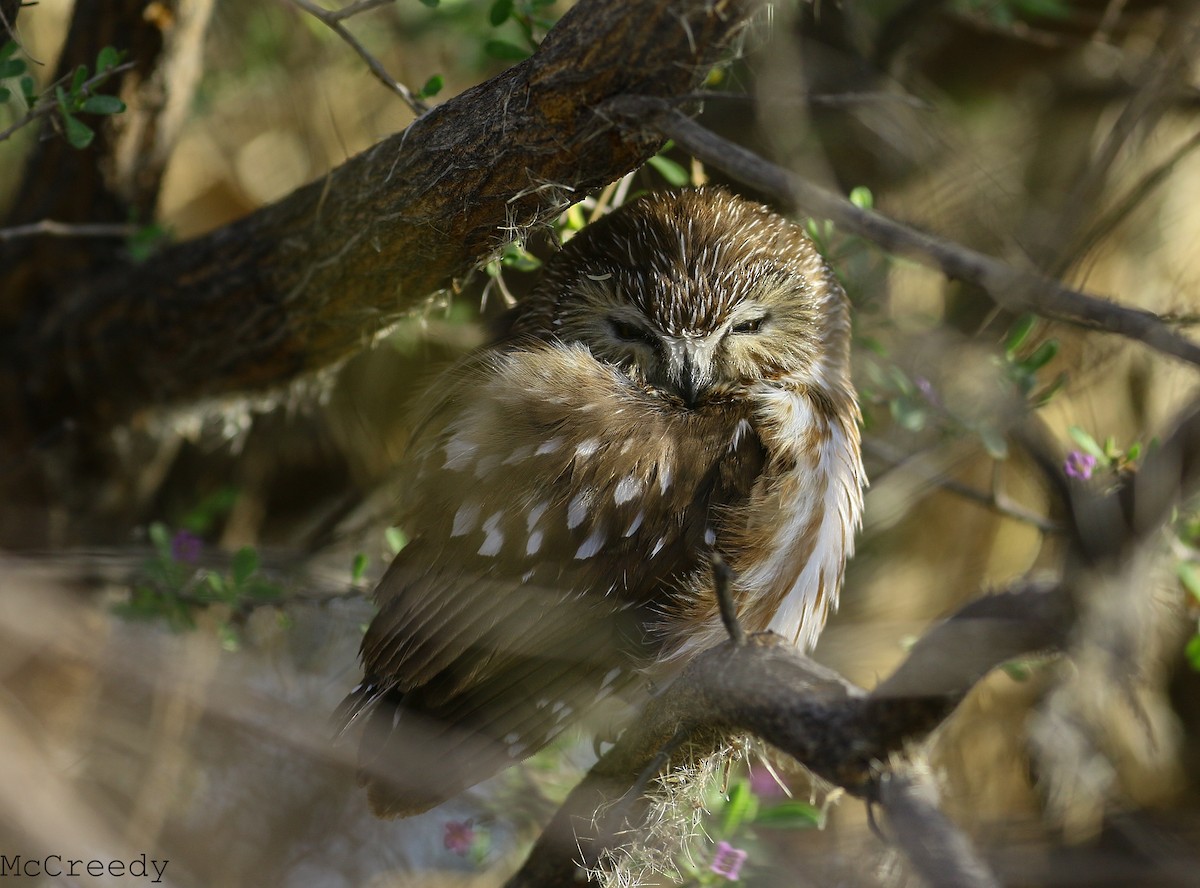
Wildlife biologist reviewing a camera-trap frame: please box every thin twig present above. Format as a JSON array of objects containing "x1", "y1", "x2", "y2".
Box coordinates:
[
  {"x1": 865, "y1": 438, "x2": 1063, "y2": 533},
  {"x1": 326, "y1": 0, "x2": 392, "y2": 22},
  {"x1": 286, "y1": 0, "x2": 427, "y2": 115},
  {"x1": 0, "y1": 219, "x2": 136, "y2": 241},
  {"x1": 604, "y1": 97, "x2": 1200, "y2": 369}
]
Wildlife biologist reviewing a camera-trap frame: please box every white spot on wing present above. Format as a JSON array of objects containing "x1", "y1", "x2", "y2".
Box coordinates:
[
  {"x1": 614, "y1": 474, "x2": 642, "y2": 505},
  {"x1": 575, "y1": 528, "x2": 606, "y2": 559},
  {"x1": 650, "y1": 536, "x2": 666, "y2": 558},
  {"x1": 504, "y1": 444, "x2": 534, "y2": 465},
  {"x1": 526, "y1": 529, "x2": 544, "y2": 556},
  {"x1": 473, "y1": 454, "x2": 501, "y2": 478},
  {"x1": 624, "y1": 510, "x2": 645, "y2": 537},
  {"x1": 575, "y1": 438, "x2": 600, "y2": 458},
  {"x1": 567, "y1": 491, "x2": 590, "y2": 529},
  {"x1": 658, "y1": 460, "x2": 673, "y2": 493},
  {"x1": 478, "y1": 511, "x2": 505, "y2": 557},
  {"x1": 704, "y1": 527, "x2": 716, "y2": 546},
  {"x1": 536, "y1": 437, "x2": 564, "y2": 456},
  {"x1": 601, "y1": 667, "x2": 622, "y2": 689},
  {"x1": 527, "y1": 500, "x2": 549, "y2": 531},
  {"x1": 451, "y1": 502, "x2": 480, "y2": 537},
  {"x1": 443, "y1": 434, "x2": 475, "y2": 470}
]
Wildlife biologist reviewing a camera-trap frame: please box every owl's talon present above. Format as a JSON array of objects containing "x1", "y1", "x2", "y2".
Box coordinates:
[{"x1": 711, "y1": 551, "x2": 745, "y2": 645}]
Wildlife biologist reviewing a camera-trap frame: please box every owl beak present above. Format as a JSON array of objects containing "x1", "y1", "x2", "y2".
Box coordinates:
[{"x1": 669, "y1": 340, "x2": 713, "y2": 409}]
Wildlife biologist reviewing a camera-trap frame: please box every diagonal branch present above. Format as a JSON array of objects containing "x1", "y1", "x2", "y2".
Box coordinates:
[
  {"x1": 7, "y1": 0, "x2": 754, "y2": 434},
  {"x1": 603, "y1": 97, "x2": 1200, "y2": 370},
  {"x1": 508, "y1": 397, "x2": 1200, "y2": 887},
  {"x1": 506, "y1": 580, "x2": 1071, "y2": 887}
]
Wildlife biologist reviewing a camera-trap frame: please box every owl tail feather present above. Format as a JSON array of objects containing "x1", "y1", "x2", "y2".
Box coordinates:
[{"x1": 346, "y1": 685, "x2": 526, "y2": 819}]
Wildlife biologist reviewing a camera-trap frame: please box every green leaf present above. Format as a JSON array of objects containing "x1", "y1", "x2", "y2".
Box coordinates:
[
  {"x1": 81, "y1": 94, "x2": 126, "y2": 115},
  {"x1": 484, "y1": 39, "x2": 529, "y2": 61},
  {"x1": 231, "y1": 546, "x2": 259, "y2": 587},
  {"x1": 647, "y1": 153, "x2": 690, "y2": 187},
  {"x1": 753, "y1": 800, "x2": 822, "y2": 829},
  {"x1": 0, "y1": 57, "x2": 25, "y2": 79},
  {"x1": 96, "y1": 45, "x2": 123, "y2": 73},
  {"x1": 69, "y1": 64, "x2": 88, "y2": 96},
  {"x1": 501, "y1": 243, "x2": 542, "y2": 271},
  {"x1": 418, "y1": 0, "x2": 439, "y2": 6},
  {"x1": 418, "y1": 74, "x2": 444, "y2": 98},
  {"x1": 126, "y1": 221, "x2": 172, "y2": 263},
  {"x1": 979, "y1": 426, "x2": 1009, "y2": 460},
  {"x1": 351, "y1": 552, "x2": 369, "y2": 584},
  {"x1": 1068, "y1": 426, "x2": 1106, "y2": 460},
  {"x1": 148, "y1": 522, "x2": 172, "y2": 557},
  {"x1": 1178, "y1": 562, "x2": 1200, "y2": 605},
  {"x1": 0, "y1": 86, "x2": 9, "y2": 103},
  {"x1": 1004, "y1": 314, "x2": 1037, "y2": 355},
  {"x1": 385, "y1": 526, "x2": 408, "y2": 555},
  {"x1": 1021, "y1": 339, "x2": 1059, "y2": 371},
  {"x1": 1001, "y1": 660, "x2": 1031, "y2": 681},
  {"x1": 1186, "y1": 632, "x2": 1200, "y2": 671},
  {"x1": 218, "y1": 623, "x2": 241, "y2": 652},
  {"x1": 205, "y1": 572, "x2": 226, "y2": 596},
  {"x1": 245, "y1": 577, "x2": 282, "y2": 601},
  {"x1": 0, "y1": 40, "x2": 17, "y2": 62},
  {"x1": 720, "y1": 779, "x2": 758, "y2": 834},
  {"x1": 19, "y1": 75, "x2": 34, "y2": 102},
  {"x1": 889, "y1": 398, "x2": 926, "y2": 432},
  {"x1": 60, "y1": 108, "x2": 95, "y2": 148},
  {"x1": 848, "y1": 185, "x2": 873, "y2": 210},
  {"x1": 489, "y1": 0, "x2": 514, "y2": 25}
]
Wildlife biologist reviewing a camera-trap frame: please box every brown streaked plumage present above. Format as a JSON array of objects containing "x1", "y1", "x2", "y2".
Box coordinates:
[{"x1": 337, "y1": 188, "x2": 865, "y2": 817}]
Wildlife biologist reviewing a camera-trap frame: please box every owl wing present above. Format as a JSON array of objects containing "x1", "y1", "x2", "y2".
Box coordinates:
[{"x1": 339, "y1": 343, "x2": 765, "y2": 817}]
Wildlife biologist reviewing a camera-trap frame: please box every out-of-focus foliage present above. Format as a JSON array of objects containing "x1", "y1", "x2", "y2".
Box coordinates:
[{"x1": 4, "y1": 0, "x2": 1200, "y2": 886}]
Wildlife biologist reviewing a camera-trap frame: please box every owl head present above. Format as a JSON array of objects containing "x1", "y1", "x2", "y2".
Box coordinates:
[{"x1": 510, "y1": 188, "x2": 852, "y2": 408}]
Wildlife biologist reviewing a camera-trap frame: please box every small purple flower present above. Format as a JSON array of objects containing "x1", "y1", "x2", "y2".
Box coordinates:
[
  {"x1": 914, "y1": 375, "x2": 940, "y2": 408},
  {"x1": 170, "y1": 530, "x2": 203, "y2": 564},
  {"x1": 443, "y1": 819, "x2": 475, "y2": 856},
  {"x1": 710, "y1": 840, "x2": 748, "y2": 881},
  {"x1": 1063, "y1": 451, "x2": 1097, "y2": 480}
]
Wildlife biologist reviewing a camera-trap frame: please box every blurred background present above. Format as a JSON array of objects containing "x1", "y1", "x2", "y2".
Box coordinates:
[{"x1": 2, "y1": 0, "x2": 1200, "y2": 885}]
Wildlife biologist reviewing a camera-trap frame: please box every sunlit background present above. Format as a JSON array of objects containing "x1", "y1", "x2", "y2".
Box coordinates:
[{"x1": 3, "y1": 0, "x2": 1200, "y2": 885}]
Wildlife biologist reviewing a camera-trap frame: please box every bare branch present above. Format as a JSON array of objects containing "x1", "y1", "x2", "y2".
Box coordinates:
[
  {"x1": 507, "y1": 580, "x2": 1072, "y2": 886},
  {"x1": 879, "y1": 766, "x2": 1003, "y2": 888},
  {"x1": 286, "y1": 0, "x2": 427, "y2": 115},
  {"x1": 865, "y1": 438, "x2": 1064, "y2": 534},
  {"x1": 0, "y1": 220, "x2": 136, "y2": 241},
  {"x1": 603, "y1": 97, "x2": 1200, "y2": 369}
]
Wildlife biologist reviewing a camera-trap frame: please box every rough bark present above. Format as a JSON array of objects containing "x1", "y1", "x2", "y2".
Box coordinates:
[{"x1": 3, "y1": 0, "x2": 753, "y2": 435}]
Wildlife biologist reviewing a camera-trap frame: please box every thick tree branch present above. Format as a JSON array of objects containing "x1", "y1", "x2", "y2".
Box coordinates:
[
  {"x1": 604, "y1": 97, "x2": 1200, "y2": 369},
  {"x1": 506, "y1": 580, "x2": 1071, "y2": 887},
  {"x1": 508, "y1": 397, "x2": 1200, "y2": 887},
  {"x1": 7, "y1": 0, "x2": 753, "y2": 433}
]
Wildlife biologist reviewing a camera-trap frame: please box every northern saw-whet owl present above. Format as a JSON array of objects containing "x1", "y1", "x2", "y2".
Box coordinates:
[{"x1": 338, "y1": 188, "x2": 865, "y2": 817}]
